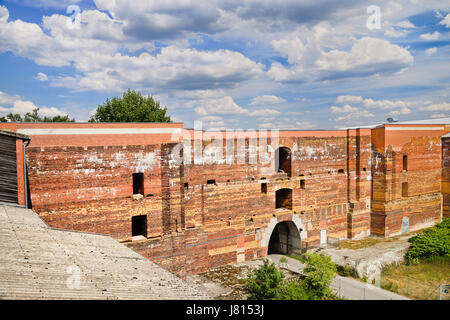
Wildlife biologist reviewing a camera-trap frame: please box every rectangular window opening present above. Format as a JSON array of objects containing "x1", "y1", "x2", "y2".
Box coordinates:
[
  {"x1": 132, "y1": 215, "x2": 147, "y2": 238},
  {"x1": 300, "y1": 179, "x2": 305, "y2": 189},
  {"x1": 403, "y1": 155, "x2": 408, "y2": 172},
  {"x1": 133, "y1": 173, "x2": 144, "y2": 195},
  {"x1": 207, "y1": 179, "x2": 216, "y2": 185},
  {"x1": 338, "y1": 169, "x2": 345, "y2": 174},
  {"x1": 261, "y1": 183, "x2": 267, "y2": 194},
  {"x1": 402, "y1": 182, "x2": 408, "y2": 198}
]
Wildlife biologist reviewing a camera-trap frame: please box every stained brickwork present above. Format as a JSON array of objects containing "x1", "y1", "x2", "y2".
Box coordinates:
[
  {"x1": 443, "y1": 134, "x2": 450, "y2": 218},
  {"x1": 0, "y1": 122, "x2": 448, "y2": 277}
]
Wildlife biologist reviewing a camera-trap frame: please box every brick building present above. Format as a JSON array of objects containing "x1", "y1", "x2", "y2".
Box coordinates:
[{"x1": 0, "y1": 119, "x2": 448, "y2": 277}]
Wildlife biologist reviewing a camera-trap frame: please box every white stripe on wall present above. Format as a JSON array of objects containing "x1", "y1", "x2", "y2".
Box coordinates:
[
  {"x1": 385, "y1": 126, "x2": 443, "y2": 131},
  {"x1": 16, "y1": 128, "x2": 182, "y2": 135}
]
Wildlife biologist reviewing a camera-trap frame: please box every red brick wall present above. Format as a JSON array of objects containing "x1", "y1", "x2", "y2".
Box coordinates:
[
  {"x1": 371, "y1": 126, "x2": 445, "y2": 236},
  {"x1": 8, "y1": 122, "x2": 448, "y2": 276},
  {"x1": 443, "y1": 137, "x2": 450, "y2": 218}
]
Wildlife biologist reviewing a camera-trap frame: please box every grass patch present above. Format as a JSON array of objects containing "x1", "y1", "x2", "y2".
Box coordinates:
[
  {"x1": 338, "y1": 237, "x2": 395, "y2": 249},
  {"x1": 381, "y1": 258, "x2": 450, "y2": 300},
  {"x1": 338, "y1": 230, "x2": 424, "y2": 250}
]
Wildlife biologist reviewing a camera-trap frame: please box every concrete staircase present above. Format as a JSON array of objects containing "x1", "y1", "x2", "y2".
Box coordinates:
[{"x1": 0, "y1": 205, "x2": 209, "y2": 300}]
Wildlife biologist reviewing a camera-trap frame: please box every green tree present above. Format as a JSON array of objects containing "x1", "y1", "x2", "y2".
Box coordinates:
[
  {"x1": 245, "y1": 259, "x2": 285, "y2": 300},
  {"x1": 89, "y1": 89, "x2": 171, "y2": 123},
  {"x1": 301, "y1": 252, "x2": 337, "y2": 300},
  {"x1": 1, "y1": 108, "x2": 75, "y2": 122}
]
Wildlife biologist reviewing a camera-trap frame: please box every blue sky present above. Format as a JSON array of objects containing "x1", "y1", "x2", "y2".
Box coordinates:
[{"x1": 0, "y1": 0, "x2": 449, "y2": 129}]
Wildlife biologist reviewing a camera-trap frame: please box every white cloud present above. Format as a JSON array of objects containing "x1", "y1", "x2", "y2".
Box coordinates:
[
  {"x1": 248, "y1": 109, "x2": 281, "y2": 117},
  {"x1": 0, "y1": 6, "x2": 264, "y2": 93},
  {"x1": 387, "y1": 106, "x2": 411, "y2": 116},
  {"x1": 34, "y1": 72, "x2": 48, "y2": 82},
  {"x1": 0, "y1": 91, "x2": 66, "y2": 118},
  {"x1": 425, "y1": 47, "x2": 437, "y2": 55},
  {"x1": 420, "y1": 31, "x2": 440, "y2": 41},
  {"x1": 336, "y1": 95, "x2": 363, "y2": 104},
  {"x1": 439, "y1": 14, "x2": 450, "y2": 28},
  {"x1": 395, "y1": 20, "x2": 415, "y2": 28},
  {"x1": 419, "y1": 102, "x2": 450, "y2": 112},
  {"x1": 248, "y1": 95, "x2": 286, "y2": 106},
  {"x1": 330, "y1": 104, "x2": 358, "y2": 113},
  {"x1": 0, "y1": 91, "x2": 20, "y2": 105},
  {"x1": 362, "y1": 98, "x2": 412, "y2": 110},
  {"x1": 316, "y1": 37, "x2": 413, "y2": 80},
  {"x1": 431, "y1": 113, "x2": 449, "y2": 118},
  {"x1": 336, "y1": 110, "x2": 374, "y2": 121},
  {"x1": 194, "y1": 96, "x2": 247, "y2": 116},
  {"x1": 384, "y1": 27, "x2": 408, "y2": 38},
  {"x1": 267, "y1": 63, "x2": 306, "y2": 83}
]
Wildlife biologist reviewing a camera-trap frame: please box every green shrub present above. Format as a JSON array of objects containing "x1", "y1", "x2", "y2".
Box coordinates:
[
  {"x1": 245, "y1": 253, "x2": 339, "y2": 300},
  {"x1": 301, "y1": 252, "x2": 337, "y2": 300},
  {"x1": 275, "y1": 278, "x2": 309, "y2": 300},
  {"x1": 336, "y1": 265, "x2": 357, "y2": 278},
  {"x1": 245, "y1": 259, "x2": 285, "y2": 300},
  {"x1": 405, "y1": 218, "x2": 450, "y2": 264}
]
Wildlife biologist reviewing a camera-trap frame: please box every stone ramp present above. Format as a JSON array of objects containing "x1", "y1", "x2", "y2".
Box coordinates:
[{"x1": 0, "y1": 205, "x2": 209, "y2": 300}]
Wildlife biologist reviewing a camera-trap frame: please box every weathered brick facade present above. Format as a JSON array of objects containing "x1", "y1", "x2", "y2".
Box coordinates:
[
  {"x1": 0, "y1": 121, "x2": 448, "y2": 277},
  {"x1": 443, "y1": 133, "x2": 450, "y2": 218}
]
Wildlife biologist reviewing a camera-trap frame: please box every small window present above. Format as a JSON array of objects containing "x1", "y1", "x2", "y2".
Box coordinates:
[
  {"x1": 403, "y1": 155, "x2": 408, "y2": 172},
  {"x1": 402, "y1": 182, "x2": 408, "y2": 198},
  {"x1": 338, "y1": 169, "x2": 345, "y2": 174},
  {"x1": 207, "y1": 179, "x2": 216, "y2": 185},
  {"x1": 184, "y1": 182, "x2": 189, "y2": 189},
  {"x1": 261, "y1": 183, "x2": 267, "y2": 194},
  {"x1": 363, "y1": 167, "x2": 366, "y2": 172},
  {"x1": 132, "y1": 215, "x2": 147, "y2": 238},
  {"x1": 133, "y1": 173, "x2": 144, "y2": 195},
  {"x1": 300, "y1": 179, "x2": 305, "y2": 189}
]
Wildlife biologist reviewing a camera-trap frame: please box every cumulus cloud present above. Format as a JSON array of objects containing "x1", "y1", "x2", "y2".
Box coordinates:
[
  {"x1": 194, "y1": 96, "x2": 247, "y2": 116},
  {"x1": 316, "y1": 37, "x2": 413, "y2": 80},
  {"x1": 439, "y1": 14, "x2": 450, "y2": 28},
  {"x1": 330, "y1": 104, "x2": 358, "y2": 113},
  {"x1": 0, "y1": 6, "x2": 263, "y2": 93},
  {"x1": 0, "y1": 91, "x2": 67, "y2": 118},
  {"x1": 248, "y1": 95, "x2": 286, "y2": 106},
  {"x1": 420, "y1": 31, "x2": 440, "y2": 41}
]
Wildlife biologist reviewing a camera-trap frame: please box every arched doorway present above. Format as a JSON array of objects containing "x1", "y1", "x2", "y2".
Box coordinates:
[
  {"x1": 268, "y1": 221, "x2": 302, "y2": 255},
  {"x1": 276, "y1": 188, "x2": 292, "y2": 210},
  {"x1": 275, "y1": 146, "x2": 291, "y2": 177}
]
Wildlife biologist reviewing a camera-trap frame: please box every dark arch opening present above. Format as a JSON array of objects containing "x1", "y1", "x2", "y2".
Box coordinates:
[
  {"x1": 268, "y1": 221, "x2": 302, "y2": 255},
  {"x1": 275, "y1": 146, "x2": 291, "y2": 177},
  {"x1": 276, "y1": 188, "x2": 292, "y2": 210}
]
